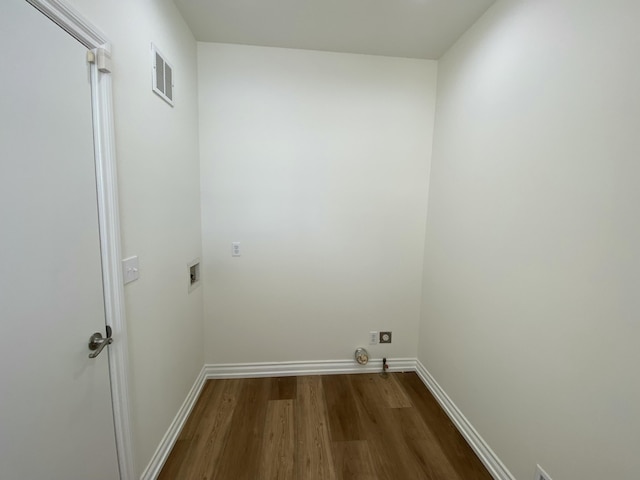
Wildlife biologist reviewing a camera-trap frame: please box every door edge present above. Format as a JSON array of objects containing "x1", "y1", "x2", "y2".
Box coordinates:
[{"x1": 26, "y1": 1, "x2": 136, "y2": 479}]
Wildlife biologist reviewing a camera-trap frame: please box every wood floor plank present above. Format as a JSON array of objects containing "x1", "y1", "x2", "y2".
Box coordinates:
[
  {"x1": 331, "y1": 441, "x2": 379, "y2": 480},
  {"x1": 185, "y1": 379, "x2": 243, "y2": 480},
  {"x1": 348, "y1": 374, "x2": 389, "y2": 423},
  {"x1": 296, "y1": 376, "x2": 337, "y2": 480},
  {"x1": 376, "y1": 373, "x2": 412, "y2": 408},
  {"x1": 259, "y1": 400, "x2": 295, "y2": 480},
  {"x1": 270, "y1": 376, "x2": 297, "y2": 400},
  {"x1": 158, "y1": 379, "x2": 240, "y2": 480},
  {"x1": 396, "y1": 372, "x2": 493, "y2": 480},
  {"x1": 158, "y1": 373, "x2": 493, "y2": 480},
  {"x1": 392, "y1": 406, "x2": 462, "y2": 479},
  {"x1": 178, "y1": 379, "x2": 217, "y2": 441},
  {"x1": 156, "y1": 438, "x2": 193, "y2": 480},
  {"x1": 322, "y1": 375, "x2": 364, "y2": 442},
  {"x1": 212, "y1": 377, "x2": 271, "y2": 480},
  {"x1": 358, "y1": 372, "x2": 412, "y2": 409},
  {"x1": 349, "y1": 374, "x2": 419, "y2": 480}
]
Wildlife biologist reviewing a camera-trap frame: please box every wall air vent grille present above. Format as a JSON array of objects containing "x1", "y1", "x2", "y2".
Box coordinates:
[
  {"x1": 151, "y1": 44, "x2": 174, "y2": 106},
  {"x1": 535, "y1": 465, "x2": 552, "y2": 480}
]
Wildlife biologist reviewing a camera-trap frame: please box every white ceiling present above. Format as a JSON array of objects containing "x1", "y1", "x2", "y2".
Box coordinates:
[{"x1": 174, "y1": 0, "x2": 496, "y2": 60}]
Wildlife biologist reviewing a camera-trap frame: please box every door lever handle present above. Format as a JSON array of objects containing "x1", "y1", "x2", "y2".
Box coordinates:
[{"x1": 88, "y1": 325, "x2": 113, "y2": 358}]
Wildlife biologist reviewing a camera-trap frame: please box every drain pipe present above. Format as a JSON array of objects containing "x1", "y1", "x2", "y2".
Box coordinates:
[{"x1": 354, "y1": 348, "x2": 369, "y2": 365}]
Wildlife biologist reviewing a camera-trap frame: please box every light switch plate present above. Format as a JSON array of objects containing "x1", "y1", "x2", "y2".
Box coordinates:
[{"x1": 122, "y1": 256, "x2": 139, "y2": 284}]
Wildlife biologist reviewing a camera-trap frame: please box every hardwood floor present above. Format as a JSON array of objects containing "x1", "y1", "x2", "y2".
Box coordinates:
[{"x1": 158, "y1": 372, "x2": 492, "y2": 480}]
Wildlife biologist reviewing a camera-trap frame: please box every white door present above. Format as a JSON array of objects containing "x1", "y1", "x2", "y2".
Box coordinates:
[{"x1": 0, "y1": 1, "x2": 120, "y2": 479}]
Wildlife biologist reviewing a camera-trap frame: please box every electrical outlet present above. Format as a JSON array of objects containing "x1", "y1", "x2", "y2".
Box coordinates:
[
  {"x1": 534, "y1": 465, "x2": 552, "y2": 480},
  {"x1": 369, "y1": 331, "x2": 379, "y2": 345},
  {"x1": 232, "y1": 242, "x2": 241, "y2": 257},
  {"x1": 379, "y1": 331, "x2": 392, "y2": 344}
]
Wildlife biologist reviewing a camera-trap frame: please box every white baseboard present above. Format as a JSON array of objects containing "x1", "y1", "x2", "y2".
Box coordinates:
[
  {"x1": 140, "y1": 358, "x2": 513, "y2": 480},
  {"x1": 139, "y1": 365, "x2": 207, "y2": 480},
  {"x1": 414, "y1": 360, "x2": 515, "y2": 480},
  {"x1": 204, "y1": 357, "x2": 416, "y2": 379}
]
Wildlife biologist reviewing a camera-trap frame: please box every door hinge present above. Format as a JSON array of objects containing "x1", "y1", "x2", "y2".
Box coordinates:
[{"x1": 87, "y1": 47, "x2": 112, "y2": 74}]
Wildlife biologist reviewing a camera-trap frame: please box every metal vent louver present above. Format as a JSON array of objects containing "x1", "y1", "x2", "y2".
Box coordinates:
[{"x1": 152, "y1": 44, "x2": 174, "y2": 106}]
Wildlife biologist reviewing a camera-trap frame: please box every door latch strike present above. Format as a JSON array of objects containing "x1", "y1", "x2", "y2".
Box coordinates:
[{"x1": 87, "y1": 47, "x2": 112, "y2": 73}]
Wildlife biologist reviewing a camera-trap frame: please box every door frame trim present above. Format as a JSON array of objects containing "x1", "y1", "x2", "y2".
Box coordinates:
[{"x1": 26, "y1": 1, "x2": 135, "y2": 479}]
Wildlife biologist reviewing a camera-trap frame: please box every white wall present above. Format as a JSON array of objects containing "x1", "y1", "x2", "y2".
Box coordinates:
[
  {"x1": 63, "y1": 0, "x2": 203, "y2": 476},
  {"x1": 198, "y1": 43, "x2": 437, "y2": 364},
  {"x1": 419, "y1": 1, "x2": 640, "y2": 479}
]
